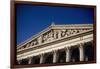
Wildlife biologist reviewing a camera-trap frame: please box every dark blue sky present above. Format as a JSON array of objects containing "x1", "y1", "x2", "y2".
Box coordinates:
[{"x1": 16, "y1": 4, "x2": 94, "y2": 45}]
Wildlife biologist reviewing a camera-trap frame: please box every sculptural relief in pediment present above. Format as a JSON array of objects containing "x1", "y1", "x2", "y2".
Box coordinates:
[{"x1": 18, "y1": 24, "x2": 93, "y2": 50}]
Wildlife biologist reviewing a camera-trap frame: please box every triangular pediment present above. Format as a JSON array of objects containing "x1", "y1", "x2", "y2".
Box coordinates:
[{"x1": 17, "y1": 24, "x2": 93, "y2": 50}]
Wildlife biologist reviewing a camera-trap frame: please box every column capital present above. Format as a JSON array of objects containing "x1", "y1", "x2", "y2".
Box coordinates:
[
  {"x1": 53, "y1": 50, "x2": 58, "y2": 53},
  {"x1": 28, "y1": 56, "x2": 32, "y2": 59},
  {"x1": 79, "y1": 43, "x2": 84, "y2": 48},
  {"x1": 39, "y1": 53, "x2": 44, "y2": 57},
  {"x1": 65, "y1": 46, "x2": 70, "y2": 51}
]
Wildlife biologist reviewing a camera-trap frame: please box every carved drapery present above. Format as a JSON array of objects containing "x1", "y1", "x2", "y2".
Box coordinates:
[
  {"x1": 38, "y1": 36, "x2": 42, "y2": 44},
  {"x1": 26, "y1": 43, "x2": 30, "y2": 47}
]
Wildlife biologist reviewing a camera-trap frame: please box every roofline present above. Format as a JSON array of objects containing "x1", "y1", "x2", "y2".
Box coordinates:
[
  {"x1": 17, "y1": 24, "x2": 53, "y2": 47},
  {"x1": 17, "y1": 29, "x2": 93, "y2": 53},
  {"x1": 17, "y1": 23, "x2": 93, "y2": 48}
]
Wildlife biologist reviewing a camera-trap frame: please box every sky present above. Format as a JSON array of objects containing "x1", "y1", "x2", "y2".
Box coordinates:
[{"x1": 16, "y1": 4, "x2": 94, "y2": 45}]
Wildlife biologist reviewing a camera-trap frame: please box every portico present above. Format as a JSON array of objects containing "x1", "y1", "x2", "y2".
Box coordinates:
[{"x1": 17, "y1": 24, "x2": 94, "y2": 65}]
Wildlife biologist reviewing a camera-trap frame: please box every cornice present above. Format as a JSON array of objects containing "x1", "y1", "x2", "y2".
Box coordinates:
[
  {"x1": 17, "y1": 24, "x2": 93, "y2": 49},
  {"x1": 17, "y1": 29, "x2": 93, "y2": 54}
]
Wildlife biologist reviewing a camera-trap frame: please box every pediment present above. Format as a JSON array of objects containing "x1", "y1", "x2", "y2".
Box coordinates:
[{"x1": 17, "y1": 24, "x2": 93, "y2": 50}]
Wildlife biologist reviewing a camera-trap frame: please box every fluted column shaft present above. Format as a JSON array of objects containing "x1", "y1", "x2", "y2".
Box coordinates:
[
  {"x1": 53, "y1": 50, "x2": 58, "y2": 63},
  {"x1": 66, "y1": 47, "x2": 70, "y2": 62},
  {"x1": 28, "y1": 57, "x2": 32, "y2": 64},
  {"x1": 79, "y1": 43, "x2": 84, "y2": 61},
  {"x1": 40, "y1": 54, "x2": 44, "y2": 64}
]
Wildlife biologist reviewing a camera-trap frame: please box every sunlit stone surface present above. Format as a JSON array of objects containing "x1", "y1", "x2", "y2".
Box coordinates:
[{"x1": 17, "y1": 24, "x2": 94, "y2": 65}]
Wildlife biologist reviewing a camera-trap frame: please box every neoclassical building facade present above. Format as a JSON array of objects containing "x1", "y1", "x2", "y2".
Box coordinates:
[{"x1": 17, "y1": 23, "x2": 94, "y2": 65}]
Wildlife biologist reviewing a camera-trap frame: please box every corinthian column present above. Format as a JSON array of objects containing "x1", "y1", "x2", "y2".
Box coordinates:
[
  {"x1": 79, "y1": 43, "x2": 84, "y2": 61},
  {"x1": 40, "y1": 54, "x2": 44, "y2": 64},
  {"x1": 28, "y1": 57, "x2": 32, "y2": 64},
  {"x1": 66, "y1": 47, "x2": 70, "y2": 62},
  {"x1": 53, "y1": 50, "x2": 58, "y2": 63}
]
